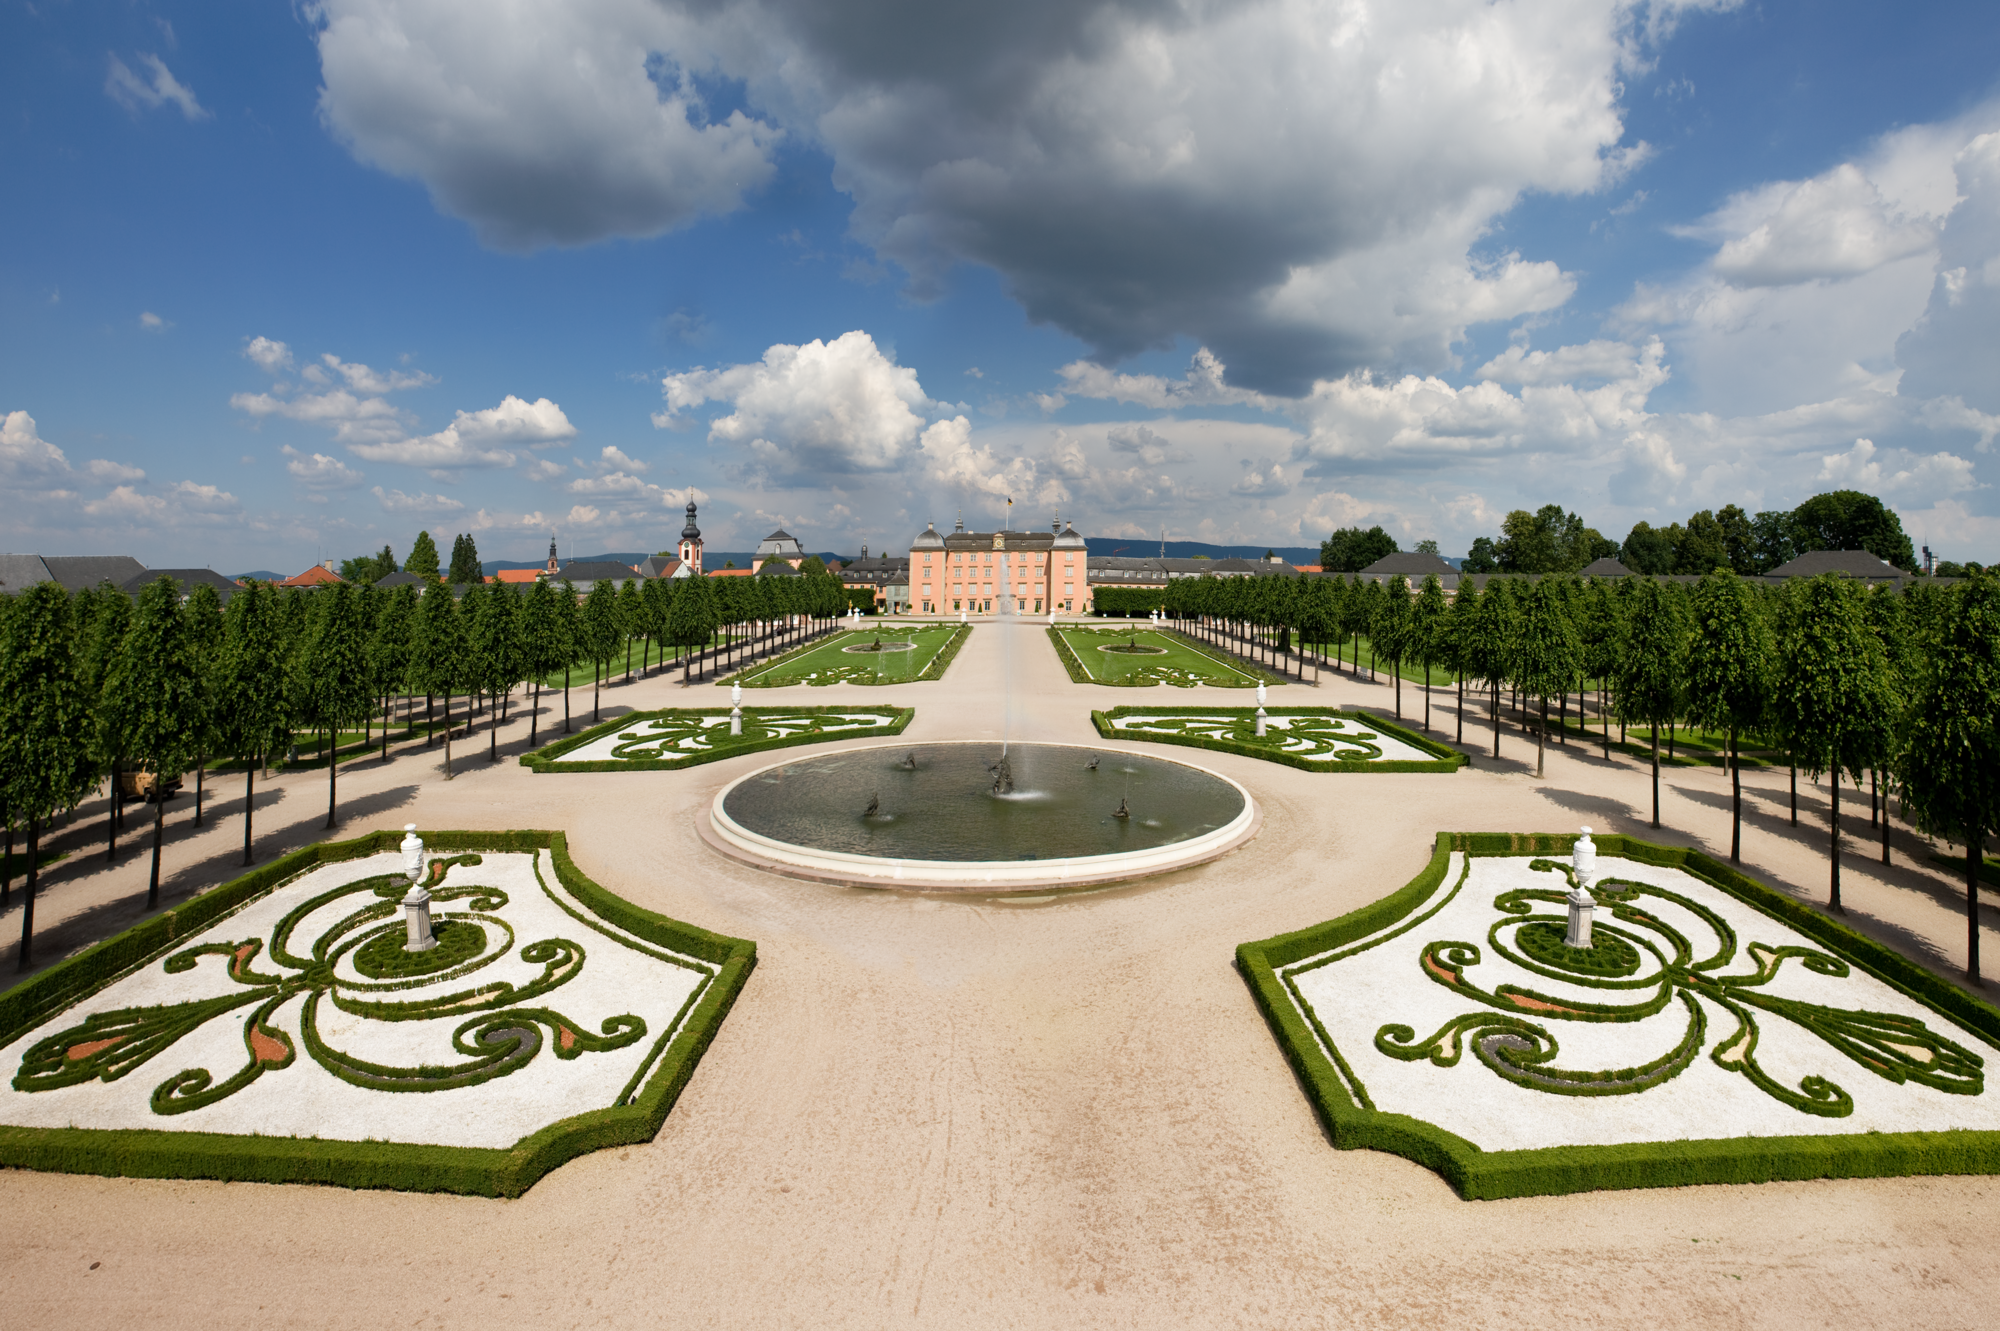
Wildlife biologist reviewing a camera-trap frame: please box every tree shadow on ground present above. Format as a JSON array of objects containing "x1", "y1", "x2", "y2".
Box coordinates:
[{"x1": 0, "y1": 782, "x2": 419, "y2": 985}]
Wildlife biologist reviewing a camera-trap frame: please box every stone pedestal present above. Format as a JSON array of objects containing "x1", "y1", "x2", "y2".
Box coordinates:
[
  {"x1": 1566, "y1": 826, "x2": 1598, "y2": 949},
  {"x1": 1254, "y1": 707, "x2": 1268, "y2": 737},
  {"x1": 730, "y1": 707, "x2": 743, "y2": 736}
]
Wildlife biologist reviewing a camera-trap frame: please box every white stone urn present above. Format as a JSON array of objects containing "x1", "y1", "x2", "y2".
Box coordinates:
[
  {"x1": 1566, "y1": 826, "x2": 1598, "y2": 949},
  {"x1": 400, "y1": 824, "x2": 436, "y2": 952}
]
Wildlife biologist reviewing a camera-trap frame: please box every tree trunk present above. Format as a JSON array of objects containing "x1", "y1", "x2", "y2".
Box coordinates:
[
  {"x1": 148, "y1": 793, "x2": 165, "y2": 909},
  {"x1": 326, "y1": 730, "x2": 339, "y2": 829},
  {"x1": 444, "y1": 692, "x2": 454, "y2": 779},
  {"x1": 1829, "y1": 757, "x2": 1842, "y2": 913},
  {"x1": 1651, "y1": 731, "x2": 1661, "y2": 828},
  {"x1": 17, "y1": 817, "x2": 40, "y2": 971},
  {"x1": 1491, "y1": 681, "x2": 1501, "y2": 760},
  {"x1": 1456, "y1": 675, "x2": 1465, "y2": 745},
  {"x1": 1601, "y1": 680, "x2": 1610, "y2": 761},
  {"x1": 1730, "y1": 727, "x2": 1742, "y2": 863},
  {"x1": 106, "y1": 763, "x2": 120, "y2": 861},
  {"x1": 531, "y1": 681, "x2": 541, "y2": 744},
  {"x1": 593, "y1": 658, "x2": 601, "y2": 723},
  {"x1": 2, "y1": 807, "x2": 11, "y2": 909},
  {"x1": 563, "y1": 673, "x2": 571, "y2": 733},
  {"x1": 1536, "y1": 696, "x2": 1547, "y2": 778},
  {"x1": 1870, "y1": 768, "x2": 1878, "y2": 826},
  {"x1": 1394, "y1": 665, "x2": 1402, "y2": 719},
  {"x1": 426, "y1": 694, "x2": 435, "y2": 746},
  {"x1": 1790, "y1": 759, "x2": 1798, "y2": 825},
  {"x1": 242, "y1": 760, "x2": 256, "y2": 866},
  {"x1": 489, "y1": 690, "x2": 499, "y2": 761},
  {"x1": 1968, "y1": 831, "x2": 1984, "y2": 983},
  {"x1": 1424, "y1": 666, "x2": 1431, "y2": 731},
  {"x1": 194, "y1": 758, "x2": 205, "y2": 827},
  {"x1": 1882, "y1": 772, "x2": 1892, "y2": 867}
]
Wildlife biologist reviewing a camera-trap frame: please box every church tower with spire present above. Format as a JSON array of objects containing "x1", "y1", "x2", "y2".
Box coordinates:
[
  {"x1": 545, "y1": 534, "x2": 560, "y2": 578},
  {"x1": 678, "y1": 498, "x2": 704, "y2": 575}
]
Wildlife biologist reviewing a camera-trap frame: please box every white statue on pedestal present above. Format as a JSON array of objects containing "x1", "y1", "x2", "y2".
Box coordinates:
[
  {"x1": 1566, "y1": 826, "x2": 1598, "y2": 949},
  {"x1": 400, "y1": 824, "x2": 436, "y2": 952},
  {"x1": 730, "y1": 680, "x2": 744, "y2": 735},
  {"x1": 1254, "y1": 680, "x2": 1268, "y2": 736}
]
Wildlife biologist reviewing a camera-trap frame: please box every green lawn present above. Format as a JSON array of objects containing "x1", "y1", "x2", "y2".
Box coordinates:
[
  {"x1": 728, "y1": 625, "x2": 968, "y2": 687},
  {"x1": 1053, "y1": 626, "x2": 1272, "y2": 688},
  {"x1": 1302, "y1": 634, "x2": 1460, "y2": 686}
]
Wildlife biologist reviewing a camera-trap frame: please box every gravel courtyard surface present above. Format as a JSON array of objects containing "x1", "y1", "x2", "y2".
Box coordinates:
[{"x1": 3, "y1": 616, "x2": 1997, "y2": 1329}]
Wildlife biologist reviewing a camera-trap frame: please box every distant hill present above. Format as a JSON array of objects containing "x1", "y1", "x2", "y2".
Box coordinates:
[{"x1": 233, "y1": 570, "x2": 284, "y2": 582}]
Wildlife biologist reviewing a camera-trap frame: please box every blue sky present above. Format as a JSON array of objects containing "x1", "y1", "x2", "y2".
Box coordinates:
[{"x1": 5, "y1": 0, "x2": 2000, "y2": 573}]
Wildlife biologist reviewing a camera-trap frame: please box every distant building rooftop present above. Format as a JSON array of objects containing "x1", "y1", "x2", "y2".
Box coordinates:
[
  {"x1": 1580, "y1": 555, "x2": 1633, "y2": 578},
  {"x1": 1358, "y1": 551, "x2": 1455, "y2": 579},
  {"x1": 1769, "y1": 549, "x2": 1908, "y2": 579}
]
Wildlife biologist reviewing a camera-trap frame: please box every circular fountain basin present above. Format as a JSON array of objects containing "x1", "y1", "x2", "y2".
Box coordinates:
[{"x1": 704, "y1": 742, "x2": 1258, "y2": 891}]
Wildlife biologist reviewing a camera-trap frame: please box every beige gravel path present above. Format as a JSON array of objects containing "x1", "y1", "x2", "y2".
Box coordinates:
[{"x1": 2, "y1": 617, "x2": 1996, "y2": 1329}]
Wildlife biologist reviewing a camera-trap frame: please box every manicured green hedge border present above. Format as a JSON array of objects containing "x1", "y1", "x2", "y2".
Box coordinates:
[
  {"x1": 519, "y1": 706, "x2": 914, "y2": 773},
  {"x1": 1930, "y1": 852, "x2": 2000, "y2": 892},
  {"x1": 1092, "y1": 706, "x2": 1467, "y2": 773},
  {"x1": 1048, "y1": 626, "x2": 1092, "y2": 683},
  {"x1": 0, "y1": 829, "x2": 756, "y2": 1197},
  {"x1": 917, "y1": 624, "x2": 972, "y2": 681},
  {"x1": 1236, "y1": 830, "x2": 2000, "y2": 1200}
]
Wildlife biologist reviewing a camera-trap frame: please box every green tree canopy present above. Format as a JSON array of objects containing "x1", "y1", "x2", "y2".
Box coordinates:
[
  {"x1": 1901, "y1": 574, "x2": 2000, "y2": 980},
  {"x1": 339, "y1": 544, "x2": 399, "y2": 584},
  {"x1": 1495, "y1": 505, "x2": 1616, "y2": 574},
  {"x1": 117, "y1": 577, "x2": 208, "y2": 907},
  {"x1": 406, "y1": 530, "x2": 442, "y2": 580},
  {"x1": 1320, "y1": 525, "x2": 1397, "y2": 573},
  {"x1": 1616, "y1": 578, "x2": 1690, "y2": 827},
  {"x1": 447, "y1": 532, "x2": 483, "y2": 586},
  {"x1": 1792, "y1": 490, "x2": 1917, "y2": 571},
  {"x1": 1687, "y1": 570, "x2": 1773, "y2": 860},
  {"x1": 0, "y1": 583, "x2": 98, "y2": 966},
  {"x1": 1772, "y1": 573, "x2": 1893, "y2": 910}
]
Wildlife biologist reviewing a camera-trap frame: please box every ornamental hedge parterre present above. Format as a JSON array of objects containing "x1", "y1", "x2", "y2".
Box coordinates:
[
  {"x1": 1238, "y1": 831, "x2": 2000, "y2": 1199},
  {"x1": 0, "y1": 828, "x2": 756, "y2": 1197},
  {"x1": 520, "y1": 705, "x2": 914, "y2": 772},
  {"x1": 1091, "y1": 706, "x2": 1466, "y2": 773}
]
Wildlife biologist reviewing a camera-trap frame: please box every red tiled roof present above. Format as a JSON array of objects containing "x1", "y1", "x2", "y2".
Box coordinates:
[
  {"x1": 708, "y1": 567, "x2": 755, "y2": 577},
  {"x1": 491, "y1": 569, "x2": 542, "y2": 584},
  {"x1": 279, "y1": 565, "x2": 344, "y2": 587}
]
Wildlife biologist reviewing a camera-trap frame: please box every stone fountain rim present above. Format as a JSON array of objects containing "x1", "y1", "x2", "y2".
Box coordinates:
[{"x1": 699, "y1": 740, "x2": 1261, "y2": 894}]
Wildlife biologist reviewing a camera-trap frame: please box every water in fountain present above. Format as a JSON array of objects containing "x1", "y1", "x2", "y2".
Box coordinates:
[{"x1": 721, "y1": 744, "x2": 1244, "y2": 862}]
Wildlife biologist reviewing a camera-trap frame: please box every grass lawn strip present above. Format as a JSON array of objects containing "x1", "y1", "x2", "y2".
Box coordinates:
[
  {"x1": 1096, "y1": 707, "x2": 1457, "y2": 769},
  {"x1": 730, "y1": 625, "x2": 968, "y2": 687},
  {"x1": 1051, "y1": 626, "x2": 1271, "y2": 688},
  {"x1": 1239, "y1": 831, "x2": 2000, "y2": 1199},
  {"x1": 521, "y1": 706, "x2": 913, "y2": 773},
  {"x1": 0, "y1": 829, "x2": 756, "y2": 1196}
]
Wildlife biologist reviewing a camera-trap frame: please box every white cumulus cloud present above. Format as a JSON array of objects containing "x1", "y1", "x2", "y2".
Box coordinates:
[
  {"x1": 243, "y1": 337, "x2": 294, "y2": 373},
  {"x1": 283, "y1": 446, "x2": 366, "y2": 490},
  {"x1": 658, "y1": 331, "x2": 929, "y2": 481}
]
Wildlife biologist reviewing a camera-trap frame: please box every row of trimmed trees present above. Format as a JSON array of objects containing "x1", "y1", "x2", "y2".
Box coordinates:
[
  {"x1": 0, "y1": 564, "x2": 849, "y2": 969},
  {"x1": 1161, "y1": 568, "x2": 2000, "y2": 980}
]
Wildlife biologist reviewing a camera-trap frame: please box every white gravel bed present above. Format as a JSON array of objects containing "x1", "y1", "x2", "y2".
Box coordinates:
[
  {"x1": 1285, "y1": 853, "x2": 2000, "y2": 1152},
  {"x1": 0, "y1": 850, "x2": 711, "y2": 1149}
]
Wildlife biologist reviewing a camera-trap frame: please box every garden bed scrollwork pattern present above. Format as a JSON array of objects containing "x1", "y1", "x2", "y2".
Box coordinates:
[
  {"x1": 12, "y1": 855, "x2": 646, "y2": 1115},
  {"x1": 1373, "y1": 858, "x2": 1985, "y2": 1116}
]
